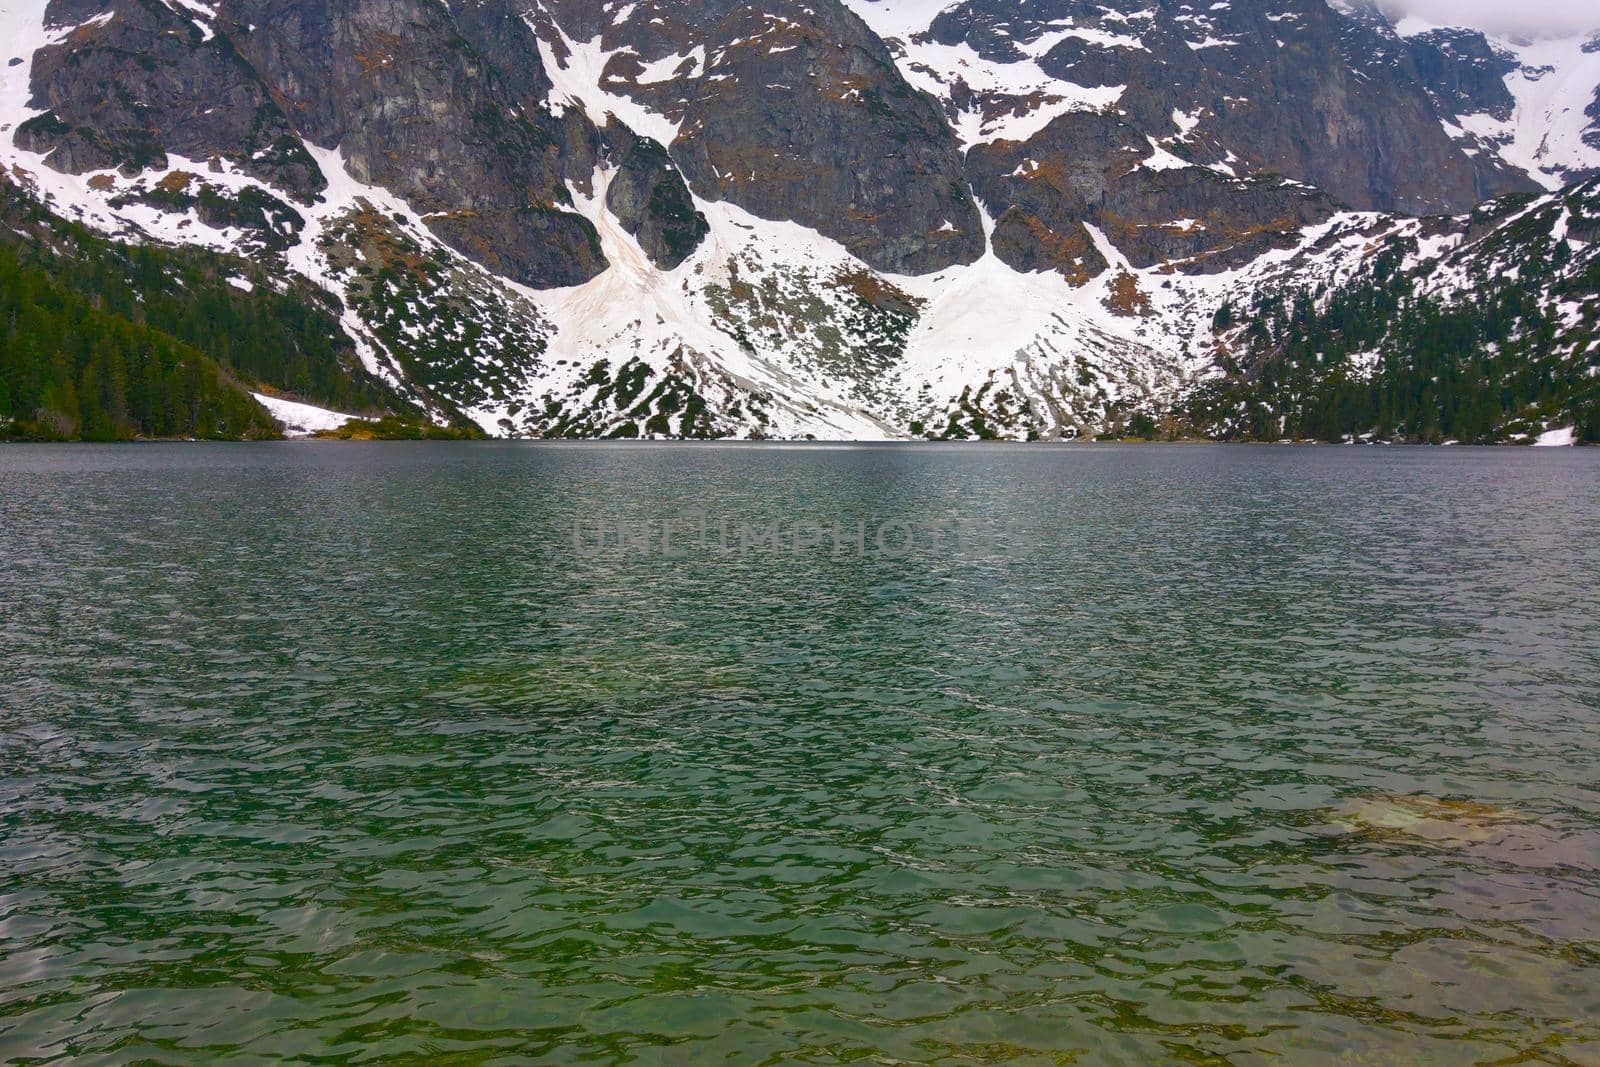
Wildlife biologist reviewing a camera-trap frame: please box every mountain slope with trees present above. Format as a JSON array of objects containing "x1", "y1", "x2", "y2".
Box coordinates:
[
  {"x1": 0, "y1": 174, "x2": 453, "y2": 440},
  {"x1": 1176, "y1": 181, "x2": 1600, "y2": 444}
]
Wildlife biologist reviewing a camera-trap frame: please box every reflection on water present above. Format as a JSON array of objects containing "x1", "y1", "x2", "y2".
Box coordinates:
[{"x1": 1, "y1": 443, "x2": 1598, "y2": 1063}]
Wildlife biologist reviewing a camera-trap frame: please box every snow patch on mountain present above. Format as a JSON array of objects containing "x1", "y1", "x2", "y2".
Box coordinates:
[
  {"x1": 1388, "y1": 13, "x2": 1600, "y2": 186},
  {"x1": 533, "y1": 17, "x2": 683, "y2": 145},
  {"x1": 252, "y1": 393, "x2": 354, "y2": 436},
  {"x1": 841, "y1": 0, "x2": 1129, "y2": 147},
  {"x1": 898, "y1": 40, "x2": 1125, "y2": 146},
  {"x1": 523, "y1": 167, "x2": 901, "y2": 440},
  {"x1": 1473, "y1": 35, "x2": 1600, "y2": 187}
]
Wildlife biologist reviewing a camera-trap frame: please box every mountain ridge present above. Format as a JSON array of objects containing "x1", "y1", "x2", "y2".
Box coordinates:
[{"x1": 0, "y1": 0, "x2": 1595, "y2": 442}]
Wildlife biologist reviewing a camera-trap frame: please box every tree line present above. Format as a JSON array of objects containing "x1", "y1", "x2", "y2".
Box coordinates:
[
  {"x1": 0, "y1": 179, "x2": 402, "y2": 440},
  {"x1": 1182, "y1": 234, "x2": 1599, "y2": 444}
]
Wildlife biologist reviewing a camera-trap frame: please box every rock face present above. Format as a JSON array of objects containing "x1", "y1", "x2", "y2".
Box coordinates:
[
  {"x1": 20, "y1": 0, "x2": 323, "y2": 193},
  {"x1": 22, "y1": 0, "x2": 615, "y2": 287},
  {"x1": 918, "y1": 0, "x2": 1536, "y2": 210},
  {"x1": 601, "y1": 123, "x2": 709, "y2": 271},
  {"x1": 13, "y1": 0, "x2": 1591, "y2": 290},
  {"x1": 535, "y1": 0, "x2": 987, "y2": 274},
  {"x1": 883, "y1": 0, "x2": 1542, "y2": 277},
  {"x1": 1404, "y1": 27, "x2": 1520, "y2": 119},
  {"x1": 966, "y1": 110, "x2": 1340, "y2": 278},
  {"x1": 219, "y1": 0, "x2": 610, "y2": 287}
]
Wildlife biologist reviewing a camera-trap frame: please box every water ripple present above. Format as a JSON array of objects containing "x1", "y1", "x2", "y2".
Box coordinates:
[{"x1": 1, "y1": 443, "x2": 1598, "y2": 1063}]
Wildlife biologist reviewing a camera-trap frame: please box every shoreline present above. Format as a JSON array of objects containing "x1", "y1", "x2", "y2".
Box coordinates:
[{"x1": 1, "y1": 436, "x2": 1589, "y2": 448}]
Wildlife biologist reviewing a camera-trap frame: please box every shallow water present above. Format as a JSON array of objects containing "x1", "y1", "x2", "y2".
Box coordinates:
[{"x1": 1, "y1": 443, "x2": 1598, "y2": 1064}]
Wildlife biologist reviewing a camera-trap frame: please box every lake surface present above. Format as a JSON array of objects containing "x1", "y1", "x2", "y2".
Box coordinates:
[{"x1": 1, "y1": 443, "x2": 1598, "y2": 1064}]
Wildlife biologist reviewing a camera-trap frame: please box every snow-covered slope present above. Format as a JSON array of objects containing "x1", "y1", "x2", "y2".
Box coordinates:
[
  {"x1": 1389, "y1": 15, "x2": 1600, "y2": 189},
  {"x1": 843, "y1": 0, "x2": 1130, "y2": 147},
  {"x1": 251, "y1": 393, "x2": 356, "y2": 436}
]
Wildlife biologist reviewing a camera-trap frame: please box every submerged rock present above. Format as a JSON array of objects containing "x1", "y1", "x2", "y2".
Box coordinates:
[
  {"x1": 1332, "y1": 794, "x2": 1600, "y2": 870},
  {"x1": 1335, "y1": 795, "x2": 1527, "y2": 845}
]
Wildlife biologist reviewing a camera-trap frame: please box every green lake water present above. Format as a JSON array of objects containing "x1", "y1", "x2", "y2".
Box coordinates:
[{"x1": 1, "y1": 442, "x2": 1597, "y2": 1064}]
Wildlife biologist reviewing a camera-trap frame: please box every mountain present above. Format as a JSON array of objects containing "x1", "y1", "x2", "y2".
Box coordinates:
[
  {"x1": 1156, "y1": 178, "x2": 1599, "y2": 444},
  {"x1": 0, "y1": 0, "x2": 1595, "y2": 441},
  {"x1": 0, "y1": 167, "x2": 474, "y2": 440}
]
